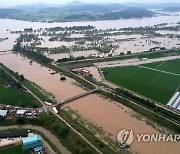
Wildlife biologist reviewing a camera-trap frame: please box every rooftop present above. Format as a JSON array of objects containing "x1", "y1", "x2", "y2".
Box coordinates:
[
  {"x1": 0, "y1": 110, "x2": 8, "y2": 117},
  {"x1": 23, "y1": 135, "x2": 41, "y2": 145},
  {"x1": 16, "y1": 110, "x2": 26, "y2": 115}
]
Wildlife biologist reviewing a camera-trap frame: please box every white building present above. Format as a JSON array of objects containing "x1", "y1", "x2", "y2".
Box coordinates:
[{"x1": 0, "y1": 110, "x2": 8, "y2": 117}]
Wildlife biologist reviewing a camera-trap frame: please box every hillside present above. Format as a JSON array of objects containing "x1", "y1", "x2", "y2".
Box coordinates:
[
  {"x1": 100, "y1": 8, "x2": 154, "y2": 20},
  {"x1": 162, "y1": 7, "x2": 180, "y2": 12},
  {"x1": 0, "y1": 3, "x2": 155, "y2": 22}
]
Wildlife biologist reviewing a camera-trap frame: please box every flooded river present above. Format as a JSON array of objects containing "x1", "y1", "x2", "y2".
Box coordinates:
[
  {"x1": 0, "y1": 15, "x2": 180, "y2": 154},
  {"x1": 0, "y1": 15, "x2": 180, "y2": 31},
  {"x1": 0, "y1": 53, "x2": 179, "y2": 154},
  {"x1": 0, "y1": 53, "x2": 85, "y2": 101},
  {"x1": 64, "y1": 95, "x2": 180, "y2": 154},
  {"x1": 0, "y1": 15, "x2": 180, "y2": 55}
]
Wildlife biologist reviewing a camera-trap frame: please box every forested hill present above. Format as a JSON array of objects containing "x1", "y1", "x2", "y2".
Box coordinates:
[
  {"x1": 162, "y1": 7, "x2": 180, "y2": 12},
  {"x1": 100, "y1": 8, "x2": 154, "y2": 20},
  {"x1": 0, "y1": 3, "x2": 156, "y2": 22}
]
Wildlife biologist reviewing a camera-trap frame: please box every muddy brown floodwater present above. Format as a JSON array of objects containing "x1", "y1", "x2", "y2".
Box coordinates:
[
  {"x1": 64, "y1": 94, "x2": 180, "y2": 154},
  {"x1": 0, "y1": 53, "x2": 85, "y2": 101},
  {"x1": 0, "y1": 53, "x2": 179, "y2": 154}
]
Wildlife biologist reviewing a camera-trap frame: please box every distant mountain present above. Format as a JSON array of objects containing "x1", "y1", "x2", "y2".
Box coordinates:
[
  {"x1": 64, "y1": 13, "x2": 95, "y2": 21},
  {"x1": 124, "y1": 3, "x2": 180, "y2": 9},
  {"x1": 66, "y1": 1, "x2": 87, "y2": 6},
  {"x1": 0, "y1": 9, "x2": 22, "y2": 18},
  {"x1": 162, "y1": 7, "x2": 180, "y2": 12},
  {"x1": 40, "y1": 3, "x2": 128, "y2": 13},
  {"x1": 100, "y1": 8, "x2": 154, "y2": 20},
  {"x1": 0, "y1": 3, "x2": 157, "y2": 22},
  {"x1": 13, "y1": 3, "x2": 62, "y2": 10}
]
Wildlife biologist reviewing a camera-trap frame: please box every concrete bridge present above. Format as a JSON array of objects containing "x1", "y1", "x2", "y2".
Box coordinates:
[{"x1": 55, "y1": 88, "x2": 99, "y2": 106}]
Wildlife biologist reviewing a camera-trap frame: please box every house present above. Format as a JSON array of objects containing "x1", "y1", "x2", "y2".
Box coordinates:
[
  {"x1": 0, "y1": 110, "x2": 8, "y2": 117},
  {"x1": 16, "y1": 110, "x2": 26, "y2": 117},
  {"x1": 0, "y1": 132, "x2": 28, "y2": 139},
  {"x1": 80, "y1": 69, "x2": 90, "y2": 76},
  {"x1": 22, "y1": 135, "x2": 42, "y2": 150}
]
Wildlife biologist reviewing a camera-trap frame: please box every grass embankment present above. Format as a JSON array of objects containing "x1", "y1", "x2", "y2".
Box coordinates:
[{"x1": 102, "y1": 58, "x2": 180, "y2": 104}]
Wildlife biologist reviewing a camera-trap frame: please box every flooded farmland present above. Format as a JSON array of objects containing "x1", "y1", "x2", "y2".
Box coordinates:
[
  {"x1": 46, "y1": 50, "x2": 99, "y2": 61},
  {"x1": 0, "y1": 15, "x2": 180, "y2": 58},
  {"x1": 0, "y1": 15, "x2": 180, "y2": 31},
  {"x1": 0, "y1": 53, "x2": 179, "y2": 154},
  {"x1": 0, "y1": 14, "x2": 180, "y2": 154}
]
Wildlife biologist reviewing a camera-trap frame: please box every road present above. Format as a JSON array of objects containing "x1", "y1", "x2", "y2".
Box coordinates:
[
  {"x1": 51, "y1": 111, "x2": 103, "y2": 154},
  {"x1": 96, "y1": 55, "x2": 180, "y2": 68},
  {"x1": 60, "y1": 49, "x2": 173, "y2": 64},
  {"x1": 103, "y1": 79, "x2": 180, "y2": 116},
  {"x1": 53, "y1": 62, "x2": 180, "y2": 122},
  {"x1": 1, "y1": 55, "x2": 179, "y2": 154},
  {"x1": 0, "y1": 65, "x2": 103, "y2": 154}
]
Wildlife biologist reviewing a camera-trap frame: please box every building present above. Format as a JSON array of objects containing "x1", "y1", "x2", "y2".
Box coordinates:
[
  {"x1": 166, "y1": 91, "x2": 180, "y2": 111},
  {"x1": 16, "y1": 110, "x2": 26, "y2": 117},
  {"x1": 0, "y1": 132, "x2": 28, "y2": 139},
  {"x1": 80, "y1": 69, "x2": 90, "y2": 76},
  {"x1": 23, "y1": 135, "x2": 42, "y2": 150},
  {"x1": 0, "y1": 110, "x2": 8, "y2": 117}
]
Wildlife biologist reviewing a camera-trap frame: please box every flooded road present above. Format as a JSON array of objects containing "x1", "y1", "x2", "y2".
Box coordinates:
[{"x1": 0, "y1": 125, "x2": 71, "y2": 154}]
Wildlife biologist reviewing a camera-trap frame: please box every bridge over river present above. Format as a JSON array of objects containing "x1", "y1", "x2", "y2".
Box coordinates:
[{"x1": 55, "y1": 88, "x2": 99, "y2": 106}]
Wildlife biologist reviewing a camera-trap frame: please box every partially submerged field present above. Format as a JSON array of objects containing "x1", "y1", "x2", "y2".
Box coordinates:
[{"x1": 102, "y1": 58, "x2": 180, "y2": 104}]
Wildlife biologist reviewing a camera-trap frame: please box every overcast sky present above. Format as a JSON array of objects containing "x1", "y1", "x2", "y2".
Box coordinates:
[{"x1": 1, "y1": 0, "x2": 180, "y2": 7}]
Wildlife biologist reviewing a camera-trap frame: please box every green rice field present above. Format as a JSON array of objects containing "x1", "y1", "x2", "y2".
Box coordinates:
[
  {"x1": 102, "y1": 58, "x2": 180, "y2": 104},
  {"x1": 0, "y1": 83, "x2": 38, "y2": 107}
]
